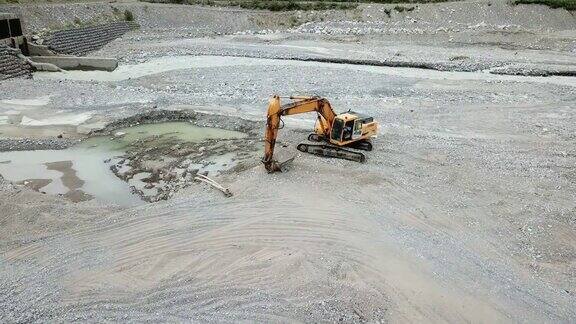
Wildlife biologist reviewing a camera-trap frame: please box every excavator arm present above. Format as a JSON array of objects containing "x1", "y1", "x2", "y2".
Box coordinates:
[{"x1": 263, "y1": 95, "x2": 336, "y2": 172}]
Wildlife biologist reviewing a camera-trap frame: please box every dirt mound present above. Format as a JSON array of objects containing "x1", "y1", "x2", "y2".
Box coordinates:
[{"x1": 98, "y1": 109, "x2": 261, "y2": 135}]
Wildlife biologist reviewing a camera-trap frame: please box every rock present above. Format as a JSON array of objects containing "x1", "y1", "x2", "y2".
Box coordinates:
[{"x1": 77, "y1": 122, "x2": 106, "y2": 135}]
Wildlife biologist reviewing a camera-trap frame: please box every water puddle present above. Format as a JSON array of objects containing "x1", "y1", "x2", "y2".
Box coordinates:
[
  {"x1": 0, "y1": 148, "x2": 141, "y2": 206},
  {"x1": 0, "y1": 122, "x2": 248, "y2": 206},
  {"x1": 80, "y1": 121, "x2": 246, "y2": 151}
]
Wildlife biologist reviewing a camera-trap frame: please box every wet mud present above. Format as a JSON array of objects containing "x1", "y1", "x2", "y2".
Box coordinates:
[
  {"x1": 108, "y1": 127, "x2": 260, "y2": 202},
  {"x1": 0, "y1": 111, "x2": 263, "y2": 205}
]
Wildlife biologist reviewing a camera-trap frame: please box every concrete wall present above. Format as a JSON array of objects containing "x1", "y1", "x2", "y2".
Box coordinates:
[
  {"x1": 29, "y1": 56, "x2": 118, "y2": 71},
  {"x1": 0, "y1": 12, "x2": 28, "y2": 56}
]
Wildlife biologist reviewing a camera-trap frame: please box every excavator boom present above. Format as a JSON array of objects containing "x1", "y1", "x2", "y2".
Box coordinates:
[{"x1": 263, "y1": 96, "x2": 335, "y2": 172}]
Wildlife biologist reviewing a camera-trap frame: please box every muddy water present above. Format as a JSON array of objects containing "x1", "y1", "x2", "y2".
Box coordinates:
[
  {"x1": 0, "y1": 122, "x2": 246, "y2": 206},
  {"x1": 80, "y1": 121, "x2": 246, "y2": 151},
  {"x1": 0, "y1": 148, "x2": 141, "y2": 206}
]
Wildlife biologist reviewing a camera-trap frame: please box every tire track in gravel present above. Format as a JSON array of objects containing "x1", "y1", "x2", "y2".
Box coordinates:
[
  {"x1": 2, "y1": 138, "x2": 575, "y2": 322},
  {"x1": 2, "y1": 180, "x2": 391, "y2": 322}
]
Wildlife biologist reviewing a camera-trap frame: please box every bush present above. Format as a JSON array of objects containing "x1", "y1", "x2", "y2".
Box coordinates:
[
  {"x1": 124, "y1": 10, "x2": 135, "y2": 21},
  {"x1": 308, "y1": 0, "x2": 459, "y2": 3},
  {"x1": 512, "y1": 0, "x2": 576, "y2": 10},
  {"x1": 288, "y1": 15, "x2": 300, "y2": 26},
  {"x1": 142, "y1": 0, "x2": 357, "y2": 11},
  {"x1": 393, "y1": 5, "x2": 415, "y2": 12}
]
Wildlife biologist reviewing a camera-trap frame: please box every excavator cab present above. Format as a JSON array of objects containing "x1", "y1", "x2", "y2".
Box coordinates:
[{"x1": 329, "y1": 113, "x2": 374, "y2": 145}]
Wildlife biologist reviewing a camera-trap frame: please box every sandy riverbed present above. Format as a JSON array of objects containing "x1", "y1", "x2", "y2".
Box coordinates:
[{"x1": 1, "y1": 0, "x2": 575, "y2": 322}]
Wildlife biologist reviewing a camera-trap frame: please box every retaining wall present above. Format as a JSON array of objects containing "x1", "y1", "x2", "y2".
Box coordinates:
[
  {"x1": 45, "y1": 21, "x2": 138, "y2": 56},
  {"x1": 0, "y1": 44, "x2": 31, "y2": 81}
]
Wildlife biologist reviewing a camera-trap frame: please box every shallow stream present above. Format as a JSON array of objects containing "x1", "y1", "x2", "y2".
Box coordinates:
[{"x1": 34, "y1": 55, "x2": 576, "y2": 87}]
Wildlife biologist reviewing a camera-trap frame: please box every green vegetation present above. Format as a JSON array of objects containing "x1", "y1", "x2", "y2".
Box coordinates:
[
  {"x1": 0, "y1": 0, "x2": 459, "y2": 3},
  {"x1": 112, "y1": 7, "x2": 136, "y2": 22},
  {"x1": 321, "y1": 0, "x2": 457, "y2": 3},
  {"x1": 191, "y1": 0, "x2": 215, "y2": 4},
  {"x1": 512, "y1": 0, "x2": 576, "y2": 10},
  {"x1": 168, "y1": 0, "x2": 356, "y2": 11},
  {"x1": 54, "y1": 9, "x2": 137, "y2": 31},
  {"x1": 393, "y1": 5, "x2": 415, "y2": 11},
  {"x1": 124, "y1": 9, "x2": 135, "y2": 21},
  {"x1": 288, "y1": 15, "x2": 300, "y2": 26},
  {"x1": 140, "y1": 0, "x2": 460, "y2": 11},
  {"x1": 229, "y1": 0, "x2": 356, "y2": 11}
]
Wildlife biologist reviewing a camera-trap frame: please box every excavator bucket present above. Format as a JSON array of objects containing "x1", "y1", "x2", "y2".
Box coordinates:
[
  {"x1": 264, "y1": 158, "x2": 293, "y2": 173},
  {"x1": 263, "y1": 151, "x2": 295, "y2": 173},
  {"x1": 263, "y1": 146, "x2": 296, "y2": 172}
]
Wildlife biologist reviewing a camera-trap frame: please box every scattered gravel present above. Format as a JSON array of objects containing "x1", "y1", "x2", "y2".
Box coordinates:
[
  {"x1": 98, "y1": 109, "x2": 261, "y2": 135},
  {"x1": 0, "y1": 138, "x2": 77, "y2": 152}
]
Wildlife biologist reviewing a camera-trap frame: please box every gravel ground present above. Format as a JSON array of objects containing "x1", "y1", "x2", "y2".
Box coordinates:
[
  {"x1": 0, "y1": 138, "x2": 77, "y2": 151},
  {"x1": 1, "y1": 0, "x2": 575, "y2": 322}
]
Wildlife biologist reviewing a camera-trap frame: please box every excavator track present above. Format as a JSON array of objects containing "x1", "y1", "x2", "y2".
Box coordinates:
[
  {"x1": 348, "y1": 140, "x2": 373, "y2": 151},
  {"x1": 297, "y1": 143, "x2": 366, "y2": 163},
  {"x1": 307, "y1": 133, "x2": 373, "y2": 151}
]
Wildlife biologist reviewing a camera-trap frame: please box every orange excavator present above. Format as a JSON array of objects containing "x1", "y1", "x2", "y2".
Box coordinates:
[{"x1": 263, "y1": 95, "x2": 378, "y2": 173}]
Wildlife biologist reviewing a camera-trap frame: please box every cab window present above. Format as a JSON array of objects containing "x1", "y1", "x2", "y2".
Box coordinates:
[
  {"x1": 343, "y1": 120, "x2": 355, "y2": 141},
  {"x1": 331, "y1": 118, "x2": 344, "y2": 141},
  {"x1": 353, "y1": 120, "x2": 362, "y2": 138}
]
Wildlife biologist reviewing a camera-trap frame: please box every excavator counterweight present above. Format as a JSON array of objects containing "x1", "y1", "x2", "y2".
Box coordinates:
[{"x1": 262, "y1": 95, "x2": 378, "y2": 173}]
